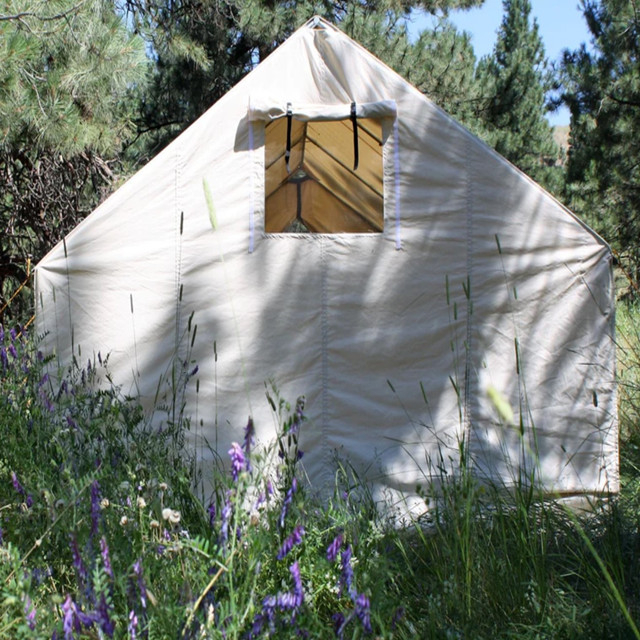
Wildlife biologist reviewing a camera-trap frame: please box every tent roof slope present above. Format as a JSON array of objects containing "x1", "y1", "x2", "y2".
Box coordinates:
[{"x1": 34, "y1": 16, "x2": 618, "y2": 511}]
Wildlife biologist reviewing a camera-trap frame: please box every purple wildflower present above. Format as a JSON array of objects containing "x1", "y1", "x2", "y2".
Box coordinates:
[
  {"x1": 0, "y1": 324, "x2": 4, "y2": 341},
  {"x1": 62, "y1": 595, "x2": 81, "y2": 639},
  {"x1": 290, "y1": 561, "x2": 304, "y2": 605},
  {"x1": 340, "y1": 546, "x2": 355, "y2": 598},
  {"x1": 69, "y1": 535, "x2": 88, "y2": 589},
  {"x1": 243, "y1": 416, "x2": 255, "y2": 452},
  {"x1": 26, "y1": 494, "x2": 33, "y2": 508},
  {"x1": 261, "y1": 594, "x2": 277, "y2": 628},
  {"x1": 66, "y1": 415, "x2": 77, "y2": 430},
  {"x1": 100, "y1": 537, "x2": 113, "y2": 578},
  {"x1": 96, "y1": 593, "x2": 115, "y2": 637},
  {"x1": 326, "y1": 534, "x2": 343, "y2": 562},
  {"x1": 273, "y1": 561, "x2": 305, "y2": 611},
  {"x1": 249, "y1": 563, "x2": 304, "y2": 638},
  {"x1": 277, "y1": 525, "x2": 305, "y2": 560},
  {"x1": 128, "y1": 610, "x2": 138, "y2": 639},
  {"x1": 228, "y1": 442, "x2": 246, "y2": 482},
  {"x1": 90, "y1": 481, "x2": 101, "y2": 537},
  {"x1": 133, "y1": 559, "x2": 148, "y2": 610},
  {"x1": 278, "y1": 477, "x2": 298, "y2": 530},
  {"x1": 24, "y1": 595, "x2": 36, "y2": 630},
  {"x1": 248, "y1": 612, "x2": 268, "y2": 638},
  {"x1": 39, "y1": 388, "x2": 54, "y2": 412},
  {"x1": 0, "y1": 347, "x2": 7, "y2": 368},
  {"x1": 11, "y1": 471, "x2": 25, "y2": 495},
  {"x1": 243, "y1": 417, "x2": 255, "y2": 472},
  {"x1": 291, "y1": 396, "x2": 305, "y2": 434},
  {"x1": 220, "y1": 494, "x2": 232, "y2": 545},
  {"x1": 391, "y1": 606, "x2": 405, "y2": 630},
  {"x1": 76, "y1": 608, "x2": 98, "y2": 628},
  {"x1": 8, "y1": 343, "x2": 17, "y2": 359},
  {"x1": 355, "y1": 593, "x2": 372, "y2": 633},
  {"x1": 277, "y1": 591, "x2": 299, "y2": 611},
  {"x1": 332, "y1": 612, "x2": 346, "y2": 637},
  {"x1": 207, "y1": 501, "x2": 216, "y2": 528}
]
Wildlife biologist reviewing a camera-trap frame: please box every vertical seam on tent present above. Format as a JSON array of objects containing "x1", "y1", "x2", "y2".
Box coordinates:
[
  {"x1": 320, "y1": 237, "x2": 331, "y2": 486},
  {"x1": 609, "y1": 257, "x2": 620, "y2": 492},
  {"x1": 174, "y1": 146, "x2": 183, "y2": 357},
  {"x1": 248, "y1": 121, "x2": 255, "y2": 253},
  {"x1": 464, "y1": 136, "x2": 474, "y2": 449},
  {"x1": 393, "y1": 114, "x2": 402, "y2": 249}
]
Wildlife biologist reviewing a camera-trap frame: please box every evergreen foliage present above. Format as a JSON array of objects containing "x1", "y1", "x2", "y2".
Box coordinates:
[
  {"x1": 474, "y1": 0, "x2": 561, "y2": 192},
  {"x1": 119, "y1": 0, "x2": 485, "y2": 157},
  {"x1": 0, "y1": 0, "x2": 147, "y2": 312},
  {"x1": 560, "y1": 0, "x2": 640, "y2": 287}
]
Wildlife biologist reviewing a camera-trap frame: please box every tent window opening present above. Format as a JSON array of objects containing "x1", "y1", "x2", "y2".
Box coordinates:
[{"x1": 264, "y1": 117, "x2": 384, "y2": 233}]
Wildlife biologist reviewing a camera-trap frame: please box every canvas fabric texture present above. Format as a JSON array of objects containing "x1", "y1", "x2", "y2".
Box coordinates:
[{"x1": 35, "y1": 17, "x2": 618, "y2": 512}]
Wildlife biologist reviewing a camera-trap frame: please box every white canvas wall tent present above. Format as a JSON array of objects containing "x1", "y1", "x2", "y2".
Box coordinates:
[{"x1": 35, "y1": 16, "x2": 618, "y2": 513}]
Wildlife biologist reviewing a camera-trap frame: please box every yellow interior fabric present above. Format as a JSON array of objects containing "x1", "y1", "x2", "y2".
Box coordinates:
[{"x1": 265, "y1": 117, "x2": 383, "y2": 233}]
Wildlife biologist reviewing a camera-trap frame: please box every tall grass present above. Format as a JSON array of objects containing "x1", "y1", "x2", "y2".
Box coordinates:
[{"x1": 1, "y1": 317, "x2": 639, "y2": 638}]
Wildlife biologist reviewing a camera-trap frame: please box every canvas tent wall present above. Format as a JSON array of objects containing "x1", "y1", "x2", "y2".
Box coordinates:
[{"x1": 35, "y1": 17, "x2": 618, "y2": 511}]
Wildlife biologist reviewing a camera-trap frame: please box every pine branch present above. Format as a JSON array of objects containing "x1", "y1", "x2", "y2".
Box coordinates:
[
  {"x1": 0, "y1": 1, "x2": 88, "y2": 23},
  {"x1": 607, "y1": 93, "x2": 640, "y2": 109}
]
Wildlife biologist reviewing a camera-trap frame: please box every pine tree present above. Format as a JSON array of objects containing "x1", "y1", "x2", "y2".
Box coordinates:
[
  {"x1": 0, "y1": 0, "x2": 147, "y2": 312},
  {"x1": 560, "y1": 0, "x2": 640, "y2": 287},
  {"x1": 121, "y1": 0, "x2": 484, "y2": 157},
  {"x1": 474, "y1": 0, "x2": 561, "y2": 192}
]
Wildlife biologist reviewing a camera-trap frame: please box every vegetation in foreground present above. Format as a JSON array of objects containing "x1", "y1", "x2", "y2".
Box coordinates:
[{"x1": 0, "y1": 317, "x2": 639, "y2": 640}]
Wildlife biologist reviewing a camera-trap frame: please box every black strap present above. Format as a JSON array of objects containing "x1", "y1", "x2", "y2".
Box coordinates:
[
  {"x1": 285, "y1": 103, "x2": 292, "y2": 173},
  {"x1": 350, "y1": 102, "x2": 359, "y2": 171}
]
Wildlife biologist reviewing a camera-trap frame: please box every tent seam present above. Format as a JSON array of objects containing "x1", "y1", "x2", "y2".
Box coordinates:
[
  {"x1": 248, "y1": 120, "x2": 255, "y2": 253},
  {"x1": 174, "y1": 146, "x2": 183, "y2": 358},
  {"x1": 320, "y1": 237, "x2": 331, "y2": 487},
  {"x1": 464, "y1": 136, "x2": 474, "y2": 453},
  {"x1": 393, "y1": 113, "x2": 401, "y2": 249}
]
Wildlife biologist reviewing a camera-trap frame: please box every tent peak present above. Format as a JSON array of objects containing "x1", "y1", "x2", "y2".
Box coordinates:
[{"x1": 304, "y1": 15, "x2": 339, "y2": 31}]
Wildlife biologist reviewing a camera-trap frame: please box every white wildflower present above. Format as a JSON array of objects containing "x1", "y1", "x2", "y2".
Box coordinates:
[{"x1": 162, "y1": 508, "x2": 181, "y2": 525}]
